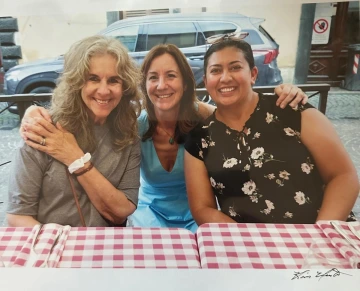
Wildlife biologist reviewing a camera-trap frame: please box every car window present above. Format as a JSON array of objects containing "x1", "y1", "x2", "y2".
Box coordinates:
[
  {"x1": 241, "y1": 29, "x2": 264, "y2": 45},
  {"x1": 197, "y1": 21, "x2": 237, "y2": 39},
  {"x1": 104, "y1": 25, "x2": 140, "y2": 52},
  {"x1": 147, "y1": 22, "x2": 197, "y2": 49}
]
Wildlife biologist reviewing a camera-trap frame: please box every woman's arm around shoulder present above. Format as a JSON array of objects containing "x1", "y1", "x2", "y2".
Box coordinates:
[
  {"x1": 20, "y1": 105, "x2": 52, "y2": 140},
  {"x1": 300, "y1": 109, "x2": 359, "y2": 221},
  {"x1": 196, "y1": 83, "x2": 308, "y2": 120}
]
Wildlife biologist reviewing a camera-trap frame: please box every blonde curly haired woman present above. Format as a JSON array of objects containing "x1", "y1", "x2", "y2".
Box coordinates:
[{"x1": 7, "y1": 35, "x2": 142, "y2": 227}]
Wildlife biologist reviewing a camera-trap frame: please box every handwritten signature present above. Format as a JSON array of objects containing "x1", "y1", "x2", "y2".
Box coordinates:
[{"x1": 291, "y1": 268, "x2": 352, "y2": 281}]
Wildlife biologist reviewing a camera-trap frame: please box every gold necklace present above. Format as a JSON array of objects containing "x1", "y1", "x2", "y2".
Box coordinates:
[{"x1": 158, "y1": 126, "x2": 175, "y2": 145}]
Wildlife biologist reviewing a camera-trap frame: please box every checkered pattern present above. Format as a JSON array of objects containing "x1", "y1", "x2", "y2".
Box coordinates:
[
  {"x1": 196, "y1": 223, "x2": 348, "y2": 269},
  {"x1": 1, "y1": 224, "x2": 70, "y2": 268},
  {"x1": 0, "y1": 227, "x2": 200, "y2": 268},
  {"x1": 0, "y1": 227, "x2": 30, "y2": 267},
  {"x1": 317, "y1": 221, "x2": 360, "y2": 269}
]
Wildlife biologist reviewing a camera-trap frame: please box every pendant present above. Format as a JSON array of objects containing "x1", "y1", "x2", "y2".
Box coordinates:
[{"x1": 169, "y1": 137, "x2": 175, "y2": 145}]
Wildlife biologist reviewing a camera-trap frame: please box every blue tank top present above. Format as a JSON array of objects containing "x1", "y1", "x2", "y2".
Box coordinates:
[{"x1": 129, "y1": 110, "x2": 197, "y2": 232}]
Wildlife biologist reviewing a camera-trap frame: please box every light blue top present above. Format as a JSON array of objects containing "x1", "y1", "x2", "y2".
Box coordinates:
[{"x1": 129, "y1": 110, "x2": 197, "y2": 232}]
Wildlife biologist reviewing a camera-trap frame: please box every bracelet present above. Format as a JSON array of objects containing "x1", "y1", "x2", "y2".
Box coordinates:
[
  {"x1": 73, "y1": 162, "x2": 94, "y2": 177},
  {"x1": 68, "y1": 153, "x2": 91, "y2": 174}
]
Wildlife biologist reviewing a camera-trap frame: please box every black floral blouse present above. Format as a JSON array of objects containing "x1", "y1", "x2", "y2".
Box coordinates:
[{"x1": 185, "y1": 93, "x2": 356, "y2": 224}]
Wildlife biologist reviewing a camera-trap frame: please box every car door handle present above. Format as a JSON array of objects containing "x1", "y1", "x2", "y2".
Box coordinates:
[{"x1": 188, "y1": 56, "x2": 204, "y2": 60}]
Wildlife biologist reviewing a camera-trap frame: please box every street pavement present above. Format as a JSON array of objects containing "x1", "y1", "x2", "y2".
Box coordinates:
[{"x1": 0, "y1": 88, "x2": 360, "y2": 226}]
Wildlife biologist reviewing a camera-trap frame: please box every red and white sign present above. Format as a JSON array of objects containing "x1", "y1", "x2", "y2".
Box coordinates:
[
  {"x1": 311, "y1": 16, "x2": 331, "y2": 45},
  {"x1": 354, "y1": 54, "x2": 359, "y2": 75}
]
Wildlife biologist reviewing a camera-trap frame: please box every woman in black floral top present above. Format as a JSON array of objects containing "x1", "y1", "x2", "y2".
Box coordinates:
[{"x1": 184, "y1": 37, "x2": 359, "y2": 224}]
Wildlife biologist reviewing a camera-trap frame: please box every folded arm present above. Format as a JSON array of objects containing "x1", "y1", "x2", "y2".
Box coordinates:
[
  {"x1": 7, "y1": 214, "x2": 40, "y2": 227},
  {"x1": 22, "y1": 118, "x2": 140, "y2": 224}
]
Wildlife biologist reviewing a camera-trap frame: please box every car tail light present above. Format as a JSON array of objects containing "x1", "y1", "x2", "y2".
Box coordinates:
[{"x1": 263, "y1": 49, "x2": 279, "y2": 64}]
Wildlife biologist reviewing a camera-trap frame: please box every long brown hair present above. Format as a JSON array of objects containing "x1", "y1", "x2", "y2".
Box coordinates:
[
  {"x1": 50, "y1": 35, "x2": 141, "y2": 152},
  {"x1": 140, "y1": 44, "x2": 201, "y2": 143}
]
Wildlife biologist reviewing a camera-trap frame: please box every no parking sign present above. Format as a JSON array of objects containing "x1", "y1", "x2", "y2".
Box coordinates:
[{"x1": 311, "y1": 16, "x2": 331, "y2": 45}]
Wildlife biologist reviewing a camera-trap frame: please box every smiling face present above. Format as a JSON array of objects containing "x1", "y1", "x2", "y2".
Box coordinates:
[
  {"x1": 204, "y1": 46, "x2": 258, "y2": 108},
  {"x1": 81, "y1": 54, "x2": 123, "y2": 125},
  {"x1": 145, "y1": 53, "x2": 185, "y2": 114}
]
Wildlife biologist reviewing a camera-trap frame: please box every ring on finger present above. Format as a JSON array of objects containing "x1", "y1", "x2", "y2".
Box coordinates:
[{"x1": 40, "y1": 137, "x2": 46, "y2": 146}]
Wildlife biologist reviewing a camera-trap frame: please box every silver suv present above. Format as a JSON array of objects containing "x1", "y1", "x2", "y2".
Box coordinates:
[{"x1": 5, "y1": 13, "x2": 283, "y2": 112}]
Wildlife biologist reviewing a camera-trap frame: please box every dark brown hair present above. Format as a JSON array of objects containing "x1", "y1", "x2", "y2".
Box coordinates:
[
  {"x1": 140, "y1": 44, "x2": 201, "y2": 143},
  {"x1": 204, "y1": 39, "x2": 255, "y2": 75}
]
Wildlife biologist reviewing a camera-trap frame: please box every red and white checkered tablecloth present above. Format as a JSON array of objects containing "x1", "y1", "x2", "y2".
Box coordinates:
[
  {"x1": 0, "y1": 227, "x2": 200, "y2": 268},
  {"x1": 196, "y1": 223, "x2": 349, "y2": 269}
]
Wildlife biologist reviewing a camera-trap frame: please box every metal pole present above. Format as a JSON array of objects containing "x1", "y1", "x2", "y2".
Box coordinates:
[{"x1": 293, "y1": 3, "x2": 316, "y2": 84}]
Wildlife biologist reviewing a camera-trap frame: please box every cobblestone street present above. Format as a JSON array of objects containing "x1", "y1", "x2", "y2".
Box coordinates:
[{"x1": 0, "y1": 89, "x2": 360, "y2": 225}]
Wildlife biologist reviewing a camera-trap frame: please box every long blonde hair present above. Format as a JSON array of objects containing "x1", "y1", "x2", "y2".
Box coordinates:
[{"x1": 50, "y1": 35, "x2": 141, "y2": 152}]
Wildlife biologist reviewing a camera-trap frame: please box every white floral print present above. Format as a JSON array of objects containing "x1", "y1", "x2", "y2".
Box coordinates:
[
  {"x1": 283, "y1": 212, "x2": 293, "y2": 218},
  {"x1": 210, "y1": 177, "x2": 216, "y2": 187},
  {"x1": 246, "y1": 128, "x2": 251, "y2": 136},
  {"x1": 279, "y1": 170, "x2": 290, "y2": 180},
  {"x1": 199, "y1": 150, "x2": 203, "y2": 158},
  {"x1": 294, "y1": 191, "x2": 311, "y2": 205},
  {"x1": 264, "y1": 173, "x2": 275, "y2": 180},
  {"x1": 251, "y1": 147, "x2": 264, "y2": 159},
  {"x1": 265, "y1": 113, "x2": 274, "y2": 124},
  {"x1": 223, "y1": 158, "x2": 238, "y2": 169},
  {"x1": 254, "y1": 160, "x2": 263, "y2": 168},
  {"x1": 266, "y1": 170, "x2": 291, "y2": 187},
  {"x1": 250, "y1": 196, "x2": 258, "y2": 203},
  {"x1": 301, "y1": 158, "x2": 314, "y2": 174},
  {"x1": 229, "y1": 206, "x2": 238, "y2": 217},
  {"x1": 284, "y1": 127, "x2": 300, "y2": 137},
  {"x1": 242, "y1": 180, "x2": 257, "y2": 195},
  {"x1": 250, "y1": 147, "x2": 283, "y2": 166},
  {"x1": 265, "y1": 200, "x2": 274, "y2": 210},
  {"x1": 276, "y1": 179, "x2": 284, "y2": 186},
  {"x1": 201, "y1": 138, "x2": 208, "y2": 148},
  {"x1": 202, "y1": 121, "x2": 214, "y2": 129},
  {"x1": 294, "y1": 191, "x2": 305, "y2": 205},
  {"x1": 261, "y1": 199, "x2": 275, "y2": 215},
  {"x1": 201, "y1": 136, "x2": 215, "y2": 149},
  {"x1": 253, "y1": 132, "x2": 261, "y2": 139},
  {"x1": 226, "y1": 129, "x2": 231, "y2": 135},
  {"x1": 210, "y1": 177, "x2": 226, "y2": 194},
  {"x1": 244, "y1": 164, "x2": 251, "y2": 171},
  {"x1": 301, "y1": 163, "x2": 311, "y2": 174}
]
